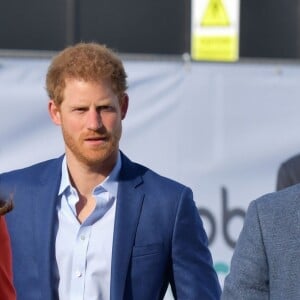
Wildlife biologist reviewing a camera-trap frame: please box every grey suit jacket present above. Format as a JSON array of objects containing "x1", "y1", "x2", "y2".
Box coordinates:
[{"x1": 222, "y1": 183, "x2": 300, "y2": 300}]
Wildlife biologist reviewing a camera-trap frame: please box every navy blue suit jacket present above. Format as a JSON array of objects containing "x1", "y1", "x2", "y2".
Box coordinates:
[{"x1": 1, "y1": 153, "x2": 220, "y2": 299}]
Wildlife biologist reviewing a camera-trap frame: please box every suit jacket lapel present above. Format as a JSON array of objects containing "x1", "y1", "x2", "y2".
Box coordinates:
[
  {"x1": 34, "y1": 157, "x2": 63, "y2": 299},
  {"x1": 110, "y1": 154, "x2": 144, "y2": 300}
]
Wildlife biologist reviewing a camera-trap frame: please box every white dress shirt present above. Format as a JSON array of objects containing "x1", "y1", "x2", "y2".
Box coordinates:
[{"x1": 55, "y1": 153, "x2": 121, "y2": 300}]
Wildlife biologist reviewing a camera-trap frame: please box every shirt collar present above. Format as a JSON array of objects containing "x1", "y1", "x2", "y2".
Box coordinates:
[{"x1": 59, "y1": 151, "x2": 122, "y2": 199}]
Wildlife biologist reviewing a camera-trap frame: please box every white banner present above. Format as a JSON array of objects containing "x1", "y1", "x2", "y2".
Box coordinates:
[{"x1": 1, "y1": 57, "x2": 300, "y2": 293}]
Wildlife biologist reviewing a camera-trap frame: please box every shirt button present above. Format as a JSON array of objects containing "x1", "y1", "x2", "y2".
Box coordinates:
[
  {"x1": 75, "y1": 270, "x2": 82, "y2": 278},
  {"x1": 80, "y1": 235, "x2": 85, "y2": 241}
]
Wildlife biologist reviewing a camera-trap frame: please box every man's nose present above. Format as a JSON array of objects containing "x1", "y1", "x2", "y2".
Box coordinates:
[{"x1": 87, "y1": 109, "x2": 102, "y2": 130}]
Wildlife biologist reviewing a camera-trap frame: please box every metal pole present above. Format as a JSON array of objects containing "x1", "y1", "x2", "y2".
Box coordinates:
[{"x1": 65, "y1": 0, "x2": 77, "y2": 46}]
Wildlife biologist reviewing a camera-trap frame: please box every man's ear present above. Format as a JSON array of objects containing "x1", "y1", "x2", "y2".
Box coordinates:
[
  {"x1": 48, "y1": 100, "x2": 61, "y2": 125},
  {"x1": 120, "y1": 93, "x2": 129, "y2": 120}
]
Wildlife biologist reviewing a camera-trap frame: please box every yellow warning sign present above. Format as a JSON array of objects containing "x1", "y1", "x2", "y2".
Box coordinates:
[
  {"x1": 201, "y1": 0, "x2": 230, "y2": 26},
  {"x1": 191, "y1": 0, "x2": 239, "y2": 61}
]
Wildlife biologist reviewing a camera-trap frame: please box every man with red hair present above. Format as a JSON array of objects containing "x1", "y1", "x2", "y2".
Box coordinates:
[{"x1": 2, "y1": 43, "x2": 220, "y2": 300}]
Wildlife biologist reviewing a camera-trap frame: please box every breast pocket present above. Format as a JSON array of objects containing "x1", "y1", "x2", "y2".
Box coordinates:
[{"x1": 132, "y1": 243, "x2": 163, "y2": 258}]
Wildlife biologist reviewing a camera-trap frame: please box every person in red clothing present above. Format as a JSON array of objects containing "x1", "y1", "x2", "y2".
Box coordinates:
[{"x1": 0, "y1": 197, "x2": 16, "y2": 300}]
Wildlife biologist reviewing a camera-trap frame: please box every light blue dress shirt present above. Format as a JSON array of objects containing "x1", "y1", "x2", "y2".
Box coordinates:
[{"x1": 55, "y1": 152, "x2": 121, "y2": 300}]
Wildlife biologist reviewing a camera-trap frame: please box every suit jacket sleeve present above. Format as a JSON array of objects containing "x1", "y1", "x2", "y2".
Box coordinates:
[
  {"x1": 0, "y1": 216, "x2": 16, "y2": 300},
  {"x1": 222, "y1": 201, "x2": 269, "y2": 300},
  {"x1": 170, "y1": 187, "x2": 221, "y2": 299}
]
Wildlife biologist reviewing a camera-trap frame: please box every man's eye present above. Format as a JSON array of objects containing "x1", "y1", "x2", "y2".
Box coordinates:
[
  {"x1": 100, "y1": 106, "x2": 114, "y2": 112},
  {"x1": 76, "y1": 108, "x2": 86, "y2": 112}
]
